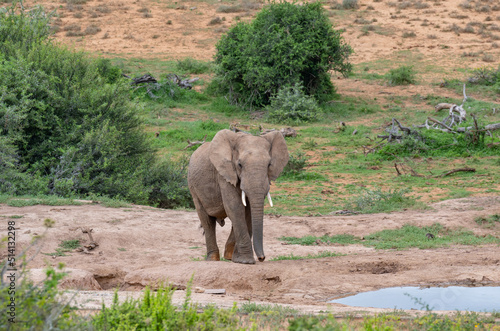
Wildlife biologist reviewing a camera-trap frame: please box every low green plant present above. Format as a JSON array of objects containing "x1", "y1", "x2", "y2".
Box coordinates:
[
  {"x1": 281, "y1": 151, "x2": 308, "y2": 176},
  {"x1": 387, "y1": 65, "x2": 417, "y2": 85},
  {"x1": 92, "y1": 278, "x2": 241, "y2": 329},
  {"x1": 474, "y1": 214, "x2": 500, "y2": 228},
  {"x1": 238, "y1": 302, "x2": 299, "y2": 315},
  {"x1": 176, "y1": 57, "x2": 212, "y2": 74},
  {"x1": 342, "y1": 0, "x2": 359, "y2": 9},
  {"x1": 266, "y1": 83, "x2": 322, "y2": 125},
  {"x1": 44, "y1": 239, "x2": 81, "y2": 256},
  {"x1": 344, "y1": 187, "x2": 422, "y2": 213},
  {"x1": 363, "y1": 223, "x2": 500, "y2": 250},
  {"x1": 278, "y1": 223, "x2": 499, "y2": 250},
  {"x1": 279, "y1": 234, "x2": 358, "y2": 246},
  {"x1": 6, "y1": 196, "x2": 83, "y2": 207},
  {"x1": 270, "y1": 251, "x2": 342, "y2": 261}
]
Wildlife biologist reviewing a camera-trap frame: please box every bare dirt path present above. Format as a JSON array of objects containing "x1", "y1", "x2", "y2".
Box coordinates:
[{"x1": 2, "y1": 196, "x2": 499, "y2": 314}]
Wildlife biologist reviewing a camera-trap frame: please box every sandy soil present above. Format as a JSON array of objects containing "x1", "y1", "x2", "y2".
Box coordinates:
[{"x1": 2, "y1": 196, "x2": 499, "y2": 314}]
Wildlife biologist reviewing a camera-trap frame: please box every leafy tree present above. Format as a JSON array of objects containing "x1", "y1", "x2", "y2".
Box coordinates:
[{"x1": 213, "y1": 1, "x2": 352, "y2": 107}]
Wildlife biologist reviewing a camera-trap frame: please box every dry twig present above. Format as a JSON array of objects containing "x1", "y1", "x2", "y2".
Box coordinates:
[{"x1": 183, "y1": 135, "x2": 207, "y2": 150}]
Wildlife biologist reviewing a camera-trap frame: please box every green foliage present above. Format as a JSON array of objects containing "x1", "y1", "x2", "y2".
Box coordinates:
[
  {"x1": 270, "y1": 251, "x2": 342, "y2": 261},
  {"x1": 44, "y1": 239, "x2": 81, "y2": 256},
  {"x1": 377, "y1": 127, "x2": 500, "y2": 159},
  {"x1": 363, "y1": 223, "x2": 500, "y2": 250},
  {"x1": 344, "y1": 187, "x2": 422, "y2": 213},
  {"x1": 342, "y1": 0, "x2": 359, "y2": 9},
  {"x1": 0, "y1": 4, "x2": 194, "y2": 209},
  {"x1": 238, "y1": 302, "x2": 299, "y2": 315},
  {"x1": 474, "y1": 214, "x2": 500, "y2": 228},
  {"x1": 132, "y1": 74, "x2": 209, "y2": 107},
  {"x1": 60, "y1": 239, "x2": 81, "y2": 250},
  {"x1": 176, "y1": 57, "x2": 212, "y2": 74},
  {"x1": 266, "y1": 83, "x2": 322, "y2": 125},
  {"x1": 5, "y1": 196, "x2": 83, "y2": 207},
  {"x1": 281, "y1": 151, "x2": 308, "y2": 176},
  {"x1": 289, "y1": 312, "x2": 497, "y2": 330},
  {"x1": 213, "y1": 1, "x2": 352, "y2": 107},
  {"x1": 92, "y1": 282, "x2": 241, "y2": 330},
  {"x1": 279, "y1": 223, "x2": 499, "y2": 250},
  {"x1": 279, "y1": 234, "x2": 358, "y2": 246},
  {"x1": 0, "y1": 263, "x2": 83, "y2": 330},
  {"x1": 468, "y1": 66, "x2": 500, "y2": 90},
  {"x1": 386, "y1": 65, "x2": 417, "y2": 85},
  {"x1": 143, "y1": 157, "x2": 194, "y2": 209}
]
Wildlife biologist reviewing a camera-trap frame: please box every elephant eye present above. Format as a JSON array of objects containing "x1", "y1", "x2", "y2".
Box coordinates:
[{"x1": 238, "y1": 161, "x2": 242, "y2": 168}]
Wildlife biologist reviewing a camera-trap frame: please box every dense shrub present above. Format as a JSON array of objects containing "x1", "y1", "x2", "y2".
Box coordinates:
[
  {"x1": 468, "y1": 66, "x2": 500, "y2": 93},
  {"x1": 213, "y1": 1, "x2": 352, "y2": 107},
  {"x1": 386, "y1": 65, "x2": 417, "y2": 85},
  {"x1": 144, "y1": 157, "x2": 194, "y2": 209},
  {"x1": 266, "y1": 83, "x2": 322, "y2": 125},
  {"x1": 0, "y1": 4, "x2": 193, "y2": 208}
]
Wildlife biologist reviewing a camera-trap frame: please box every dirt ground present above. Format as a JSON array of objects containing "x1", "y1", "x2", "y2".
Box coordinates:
[{"x1": 2, "y1": 196, "x2": 500, "y2": 314}]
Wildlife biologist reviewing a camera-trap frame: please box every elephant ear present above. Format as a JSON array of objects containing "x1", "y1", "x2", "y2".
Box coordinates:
[
  {"x1": 262, "y1": 131, "x2": 289, "y2": 181},
  {"x1": 209, "y1": 129, "x2": 238, "y2": 186}
]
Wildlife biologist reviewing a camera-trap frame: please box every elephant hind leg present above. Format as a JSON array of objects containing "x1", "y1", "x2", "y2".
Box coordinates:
[
  {"x1": 224, "y1": 227, "x2": 236, "y2": 260},
  {"x1": 194, "y1": 199, "x2": 220, "y2": 261}
]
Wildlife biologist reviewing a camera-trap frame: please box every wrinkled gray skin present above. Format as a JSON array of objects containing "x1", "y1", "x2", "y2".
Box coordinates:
[{"x1": 188, "y1": 129, "x2": 289, "y2": 264}]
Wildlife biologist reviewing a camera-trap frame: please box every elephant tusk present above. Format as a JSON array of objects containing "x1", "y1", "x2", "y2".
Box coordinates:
[
  {"x1": 267, "y1": 192, "x2": 273, "y2": 207},
  {"x1": 242, "y1": 191, "x2": 247, "y2": 206}
]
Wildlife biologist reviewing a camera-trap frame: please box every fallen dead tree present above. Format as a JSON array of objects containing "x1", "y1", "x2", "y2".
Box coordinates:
[
  {"x1": 365, "y1": 85, "x2": 500, "y2": 154},
  {"x1": 394, "y1": 162, "x2": 476, "y2": 178},
  {"x1": 125, "y1": 73, "x2": 199, "y2": 99}
]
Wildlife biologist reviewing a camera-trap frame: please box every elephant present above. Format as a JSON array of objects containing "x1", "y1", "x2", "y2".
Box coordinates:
[{"x1": 188, "y1": 129, "x2": 289, "y2": 264}]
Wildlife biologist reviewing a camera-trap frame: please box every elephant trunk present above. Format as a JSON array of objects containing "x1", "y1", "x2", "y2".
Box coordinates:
[{"x1": 249, "y1": 196, "x2": 266, "y2": 262}]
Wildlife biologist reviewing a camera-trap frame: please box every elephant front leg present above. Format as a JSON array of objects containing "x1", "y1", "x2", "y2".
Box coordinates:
[{"x1": 227, "y1": 207, "x2": 255, "y2": 264}]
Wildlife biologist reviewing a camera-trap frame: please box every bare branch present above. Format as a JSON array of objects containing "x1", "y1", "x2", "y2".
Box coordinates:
[
  {"x1": 438, "y1": 167, "x2": 475, "y2": 177},
  {"x1": 183, "y1": 134, "x2": 207, "y2": 150},
  {"x1": 427, "y1": 117, "x2": 456, "y2": 132}
]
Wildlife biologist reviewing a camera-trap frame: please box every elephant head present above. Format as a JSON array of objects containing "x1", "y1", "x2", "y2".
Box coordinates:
[{"x1": 208, "y1": 129, "x2": 289, "y2": 262}]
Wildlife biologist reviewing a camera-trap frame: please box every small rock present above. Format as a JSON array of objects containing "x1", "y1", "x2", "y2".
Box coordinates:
[
  {"x1": 205, "y1": 289, "x2": 226, "y2": 295},
  {"x1": 194, "y1": 287, "x2": 205, "y2": 293}
]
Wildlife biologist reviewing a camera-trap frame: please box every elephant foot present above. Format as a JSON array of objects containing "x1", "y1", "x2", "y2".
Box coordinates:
[
  {"x1": 224, "y1": 242, "x2": 236, "y2": 260},
  {"x1": 232, "y1": 253, "x2": 256, "y2": 264},
  {"x1": 206, "y1": 251, "x2": 220, "y2": 261}
]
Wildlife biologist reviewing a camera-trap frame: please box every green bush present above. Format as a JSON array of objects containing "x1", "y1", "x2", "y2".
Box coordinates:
[
  {"x1": 0, "y1": 263, "x2": 83, "y2": 330},
  {"x1": 344, "y1": 187, "x2": 420, "y2": 213},
  {"x1": 92, "y1": 281, "x2": 240, "y2": 330},
  {"x1": 468, "y1": 66, "x2": 500, "y2": 93},
  {"x1": 213, "y1": 1, "x2": 352, "y2": 107},
  {"x1": 176, "y1": 57, "x2": 212, "y2": 74},
  {"x1": 266, "y1": 83, "x2": 322, "y2": 125},
  {"x1": 0, "y1": 3, "x2": 194, "y2": 209},
  {"x1": 144, "y1": 157, "x2": 194, "y2": 209},
  {"x1": 387, "y1": 65, "x2": 417, "y2": 85},
  {"x1": 342, "y1": 0, "x2": 359, "y2": 9},
  {"x1": 282, "y1": 151, "x2": 308, "y2": 176}
]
